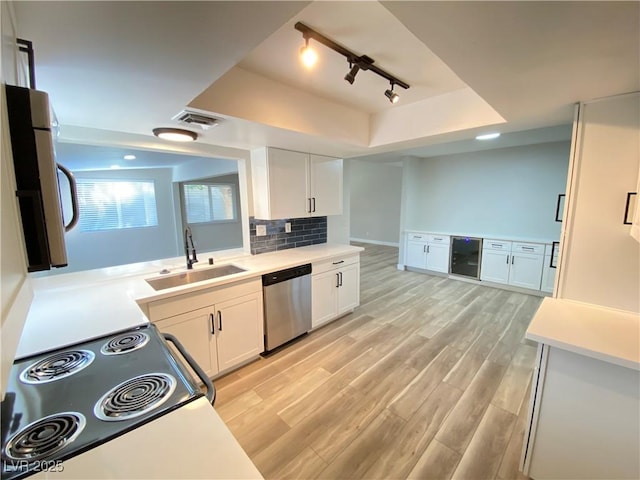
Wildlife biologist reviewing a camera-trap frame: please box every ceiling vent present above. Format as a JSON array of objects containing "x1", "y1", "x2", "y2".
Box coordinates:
[{"x1": 173, "y1": 110, "x2": 221, "y2": 130}]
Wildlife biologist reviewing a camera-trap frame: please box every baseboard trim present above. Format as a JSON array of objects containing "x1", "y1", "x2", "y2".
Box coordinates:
[{"x1": 350, "y1": 238, "x2": 400, "y2": 248}]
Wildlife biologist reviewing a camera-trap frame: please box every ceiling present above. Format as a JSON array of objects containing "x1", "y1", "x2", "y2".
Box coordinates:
[
  {"x1": 54, "y1": 142, "x2": 229, "y2": 172},
  {"x1": 11, "y1": 1, "x2": 640, "y2": 162}
]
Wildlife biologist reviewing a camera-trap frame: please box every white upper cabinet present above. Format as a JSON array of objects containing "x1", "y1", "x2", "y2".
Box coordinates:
[
  {"x1": 251, "y1": 147, "x2": 343, "y2": 220},
  {"x1": 309, "y1": 154, "x2": 343, "y2": 217}
]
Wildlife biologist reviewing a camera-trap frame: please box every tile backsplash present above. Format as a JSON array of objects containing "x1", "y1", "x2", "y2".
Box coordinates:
[{"x1": 249, "y1": 216, "x2": 327, "y2": 255}]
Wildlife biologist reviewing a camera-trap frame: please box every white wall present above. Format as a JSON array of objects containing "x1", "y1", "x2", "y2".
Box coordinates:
[
  {"x1": 54, "y1": 168, "x2": 179, "y2": 273},
  {"x1": 349, "y1": 160, "x2": 403, "y2": 245},
  {"x1": 403, "y1": 141, "x2": 571, "y2": 241}
]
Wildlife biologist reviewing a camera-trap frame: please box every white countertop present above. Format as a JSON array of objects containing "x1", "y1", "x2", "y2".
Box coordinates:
[
  {"x1": 404, "y1": 229, "x2": 559, "y2": 245},
  {"x1": 17, "y1": 243, "x2": 363, "y2": 358},
  {"x1": 526, "y1": 297, "x2": 640, "y2": 370},
  {"x1": 16, "y1": 242, "x2": 362, "y2": 480},
  {"x1": 31, "y1": 397, "x2": 263, "y2": 480}
]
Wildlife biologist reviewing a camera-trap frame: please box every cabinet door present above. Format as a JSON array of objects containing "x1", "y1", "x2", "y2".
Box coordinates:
[
  {"x1": 541, "y1": 255, "x2": 555, "y2": 293},
  {"x1": 337, "y1": 263, "x2": 360, "y2": 315},
  {"x1": 509, "y1": 253, "x2": 544, "y2": 290},
  {"x1": 215, "y1": 292, "x2": 264, "y2": 373},
  {"x1": 480, "y1": 250, "x2": 510, "y2": 284},
  {"x1": 406, "y1": 240, "x2": 428, "y2": 269},
  {"x1": 154, "y1": 307, "x2": 218, "y2": 378},
  {"x1": 267, "y1": 148, "x2": 309, "y2": 219},
  {"x1": 311, "y1": 270, "x2": 338, "y2": 328},
  {"x1": 426, "y1": 243, "x2": 449, "y2": 273},
  {"x1": 309, "y1": 154, "x2": 343, "y2": 216}
]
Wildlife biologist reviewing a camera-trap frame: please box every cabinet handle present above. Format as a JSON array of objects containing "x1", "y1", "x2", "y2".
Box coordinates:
[
  {"x1": 427, "y1": 245, "x2": 430, "y2": 254},
  {"x1": 218, "y1": 311, "x2": 222, "y2": 331},
  {"x1": 492, "y1": 244, "x2": 502, "y2": 248},
  {"x1": 511, "y1": 255, "x2": 515, "y2": 265},
  {"x1": 308, "y1": 198, "x2": 312, "y2": 213},
  {"x1": 210, "y1": 313, "x2": 215, "y2": 334},
  {"x1": 434, "y1": 237, "x2": 442, "y2": 241},
  {"x1": 339, "y1": 271, "x2": 343, "y2": 287},
  {"x1": 550, "y1": 241, "x2": 559, "y2": 269},
  {"x1": 312, "y1": 197, "x2": 316, "y2": 213},
  {"x1": 506, "y1": 255, "x2": 509, "y2": 264},
  {"x1": 423, "y1": 245, "x2": 426, "y2": 253},
  {"x1": 623, "y1": 192, "x2": 637, "y2": 225},
  {"x1": 555, "y1": 194, "x2": 565, "y2": 222},
  {"x1": 332, "y1": 260, "x2": 344, "y2": 265},
  {"x1": 336, "y1": 273, "x2": 340, "y2": 288},
  {"x1": 522, "y1": 246, "x2": 534, "y2": 251}
]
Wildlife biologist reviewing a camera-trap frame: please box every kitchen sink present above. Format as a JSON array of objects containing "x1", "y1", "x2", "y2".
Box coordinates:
[{"x1": 146, "y1": 264, "x2": 247, "y2": 291}]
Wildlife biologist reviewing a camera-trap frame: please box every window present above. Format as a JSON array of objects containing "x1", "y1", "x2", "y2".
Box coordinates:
[
  {"x1": 182, "y1": 183, "x2": 237, "y2": 224},
  {"x1": 77, "y1": 179, "x2": 158, "y2": 232}
]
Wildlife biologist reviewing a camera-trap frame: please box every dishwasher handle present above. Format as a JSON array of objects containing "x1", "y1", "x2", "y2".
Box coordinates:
[{"x1": 163, "y1": 332, "x2": 216, "y2": 405}]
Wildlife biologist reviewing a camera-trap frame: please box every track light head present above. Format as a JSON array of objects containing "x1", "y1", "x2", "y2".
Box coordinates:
[
  {"x1": 299, "y1": 37, "x2": 317, "y2": 68},
  {"x1": 344, "y1": 64, "x2": 360, "y2": 85},
  {"x1": 385, "y1": 83, "x2": 400, "y2": 104}
]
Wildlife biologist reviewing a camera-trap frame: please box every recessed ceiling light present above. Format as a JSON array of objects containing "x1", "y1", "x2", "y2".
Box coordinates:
[
  {"x1": 110, "y1": 165, "x2": 121, "y2": 169},
  {"x1": 476, "y1": 132, "x2": 501, "y2": 140},
  {"x1": 152, "y1": 128, "x2": 198, "y2": 142},
  {"x1": 123, "y1": 154, "x2": 136, "y2": 160}
]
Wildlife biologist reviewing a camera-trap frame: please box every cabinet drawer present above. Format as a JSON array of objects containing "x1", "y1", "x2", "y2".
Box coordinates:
[
  {"x1": 313, "y1": 254, "x2": 359, "y2": 275},
  {"x1": 513, "y1": 243, "x2": 544, "y2": 255},
  {"x1": 407, "y1": 233, "x2": 427, "y2": 241},
  {"x1": 148, "y1": 278, "x2": 262, "y2": 321},
  {"x1": 483, "y1": 239, "x2": 512, "y2": 251},
  {"x1": 427, "y1": 234, "x2": 449, "y2": 244}
]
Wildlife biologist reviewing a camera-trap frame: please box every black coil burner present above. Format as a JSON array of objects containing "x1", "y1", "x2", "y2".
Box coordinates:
[
  {"x1": 94, "y1": 373, "x2": 177, "y2": 422},
  {"x1": 19, "y1": 351, "x2": 95, "y2": 384},
  {"x1": 3, "y1": 412, "x2": 86, "y2": 462},
  {"x1": 100, "y1": 331, "x2": 150, "y2": 356}
]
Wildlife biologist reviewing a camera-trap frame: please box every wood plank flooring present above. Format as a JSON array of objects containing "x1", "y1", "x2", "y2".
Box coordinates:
[{"x1": 214, "y1": 243, "x2": 539, "y2": 480}]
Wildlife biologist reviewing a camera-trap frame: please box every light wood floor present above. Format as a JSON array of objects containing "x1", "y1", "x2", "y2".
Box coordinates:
[{"x1": 214, "y1": 243, "x2": 540, "y2": 480}]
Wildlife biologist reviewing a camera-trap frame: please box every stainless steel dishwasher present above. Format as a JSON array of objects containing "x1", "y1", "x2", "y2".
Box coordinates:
[{"x1": 262, "y1": 264, "x2": 312, "y2": 352}]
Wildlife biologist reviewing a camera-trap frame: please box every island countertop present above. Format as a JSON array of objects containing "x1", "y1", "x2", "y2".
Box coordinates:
[{"x1": 526, "y1": 296, "x2": 640, "y2": 370}]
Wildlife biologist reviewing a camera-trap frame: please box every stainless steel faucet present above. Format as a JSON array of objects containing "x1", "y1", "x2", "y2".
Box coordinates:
[{"x1": 184, "y1": 227, "x2": 198, "y2": 269}]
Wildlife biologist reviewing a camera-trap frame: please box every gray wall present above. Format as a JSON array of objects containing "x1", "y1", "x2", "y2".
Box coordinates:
[
  {"x1": 403, "y1": 141, "x2": 571, "y2": 240},
  {"x1": 56, "y1": 168, "x2": 179, "y2": 273},
  {"x1": 349, "y1": 160, "x2": 403, "y2": 245},
  {"x1": 180, "y1": 173, "x2": 243, "y2": 253}
]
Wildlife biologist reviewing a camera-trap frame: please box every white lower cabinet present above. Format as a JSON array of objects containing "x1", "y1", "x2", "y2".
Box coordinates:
[
  {"x1": 156, "y1": 307, "x2": 218, "y2": 377},
  {"x1": 522, "y1": 344, "x2": 640, "y2": 479},
  {"x1": 508, "y1": 252, "x2": 544, "y2": 290},
  {"x1": 481, "y1": 240, "x2": 544, "y2": 290},
  {"x1": 312, "y1": 254, "x2": 360, "y2": 329},
  {"x1": 480, "y1": 240, "x2": 512, "y2": 283},
  {"x1": 405, "y1": 233, "x2": 450, "y2": 273},
  {"x1": 148, "y1": 279, "x2": 264, "y2": 378},
  {"x1": 540, "y1": 244, "x2": 558, "y2": 293},
  {"x1": 406, "y1": 239, "x2": 428, "y2": 269}
]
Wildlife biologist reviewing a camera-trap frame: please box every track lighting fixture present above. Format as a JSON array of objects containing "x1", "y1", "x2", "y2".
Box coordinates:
[
  {"x1": 299, "y1": 37, "x2": 317, "y2": 68},
  {"x1": 344, "y1": 63, "x2": 360, "y2": 85},
  {"x1": 294, "y1": 22, "x2": 409, "y2": 102},
  {"x1": 385, "y1": 83, "x2": 400, "y2": 104},
  {"x1": 152, "y1": 128, "x2": 198, "y2": 142}
]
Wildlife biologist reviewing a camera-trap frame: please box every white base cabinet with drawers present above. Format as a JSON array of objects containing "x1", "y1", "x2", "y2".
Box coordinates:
[
  {"x1": 147, "y1": 279, "x2": 264, "y2": 378},
  {"x1": 405, "y1": 233, "x2": 450, "y2": 274},
  {"x1": 481, "y1": 240, "x2": 545, "y2": 290},
  {"x1": 312, "y1": 254, "x2": 360, "y2": 329}
]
